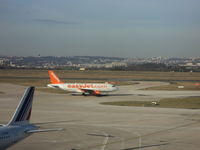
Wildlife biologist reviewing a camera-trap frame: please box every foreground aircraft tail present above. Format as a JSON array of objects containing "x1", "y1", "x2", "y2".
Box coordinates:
[
  {"x1": 8, "y1": 87, "x2": 35, "y2": 125},
  {"x1": 48, "y1": 70, "x2": 63, "y2": 84}
]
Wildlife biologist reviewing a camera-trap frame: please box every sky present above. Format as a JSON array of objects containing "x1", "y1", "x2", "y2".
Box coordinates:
[{"x1": 0, "y1": 0, "x2": 200, "y2": 57}]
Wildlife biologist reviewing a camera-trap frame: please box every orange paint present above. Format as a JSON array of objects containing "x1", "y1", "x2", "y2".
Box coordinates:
[
  {"x1": 48, "y1": 70, "x2": 63, "y2": 84},
  {"x1": 93, "y1": 90, "x2": 101, "y2": 95}
]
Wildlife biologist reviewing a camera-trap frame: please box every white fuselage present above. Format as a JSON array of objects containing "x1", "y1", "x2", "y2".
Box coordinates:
[
  {"x1": 0, "y1": 125, "x2": 37, "y2": 150},
  {"x1": 47, "y1": 83, "x2": 118, "y2": 93}
]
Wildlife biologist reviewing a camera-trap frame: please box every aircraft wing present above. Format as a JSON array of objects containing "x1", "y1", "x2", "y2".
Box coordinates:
[
  {"x1": 32, "y1": 120, "x2": 80, "y2": 125},
  {"x1": 26, "y1": 128, "x2": 64, "y2": 133}
]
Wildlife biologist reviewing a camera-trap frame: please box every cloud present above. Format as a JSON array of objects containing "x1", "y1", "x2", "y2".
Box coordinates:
[{"x1": 34, "y1": 19, "x2": 79, "y2": 25}]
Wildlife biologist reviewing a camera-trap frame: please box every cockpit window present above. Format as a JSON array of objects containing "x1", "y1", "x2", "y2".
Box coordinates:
[{"x1": 112, "y1": 85, "x2": 115, "y2": 87}]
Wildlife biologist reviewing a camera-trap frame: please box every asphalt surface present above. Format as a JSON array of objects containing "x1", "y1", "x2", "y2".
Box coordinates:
[{"x1": 0, "y1": 82, "x2": 200, "y2": 150}]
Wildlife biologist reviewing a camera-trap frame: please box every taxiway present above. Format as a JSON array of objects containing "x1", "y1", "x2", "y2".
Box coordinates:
[{"x1": 0, "y1": 82, "x2": 200, "y2": 150}]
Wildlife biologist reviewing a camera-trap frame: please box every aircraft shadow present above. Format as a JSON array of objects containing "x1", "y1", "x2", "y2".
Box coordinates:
[
  {"x1": 101, "y1": 94, "x2": 133, "y2": 97},
  {"x1": 121, "y1": 143, "x2": 169, "y2": 150},
  {"x1": 71, "y1": 94, "x2": 133, "y2": 97}
]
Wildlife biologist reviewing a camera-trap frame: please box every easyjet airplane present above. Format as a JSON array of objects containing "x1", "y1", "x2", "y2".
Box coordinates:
[
  {"x1": 47, "y1": 70, "x2": 118, "y2": 96},
  {"x1": 0, "y1": 87, "x2": 62, "y2": 150}
]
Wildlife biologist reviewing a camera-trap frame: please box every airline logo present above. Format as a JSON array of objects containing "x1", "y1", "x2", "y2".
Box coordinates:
[
  {"x1": 8, "y1": 87, "x2": 35, "y2": 125},
  {"x1": 67, "y1": 84, "x2": 108, "y2": 89},
  {"x1": 14, "y1": 87, "x2": 34, "y2": 122}
]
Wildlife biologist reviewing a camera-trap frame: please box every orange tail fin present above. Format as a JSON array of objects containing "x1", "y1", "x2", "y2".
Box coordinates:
[{"x1": 48, "y1": 70, "x2": 63, "y2": 84}]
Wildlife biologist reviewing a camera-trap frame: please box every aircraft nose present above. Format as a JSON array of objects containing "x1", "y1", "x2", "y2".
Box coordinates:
[{"x1": 47, "y1": 84, "x2": 52, "y2": 88}]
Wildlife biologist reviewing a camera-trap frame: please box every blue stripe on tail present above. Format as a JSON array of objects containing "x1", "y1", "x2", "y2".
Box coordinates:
[
  {"x1": 8, "y1": 86, "x2": 35, "y2": 125},
  {"x1": 15, "y1": 88, "x2": 34, "y2": 121}
]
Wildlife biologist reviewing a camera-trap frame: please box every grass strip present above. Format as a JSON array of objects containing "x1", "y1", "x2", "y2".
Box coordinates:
[
  {"x1": 144, "y1": 81, "x2": 200, "y2": 91},
  {"x1": 101, "y1": 97, "x2": 200, "y2": 109}
]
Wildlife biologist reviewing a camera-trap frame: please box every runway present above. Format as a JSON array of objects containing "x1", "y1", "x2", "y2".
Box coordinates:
[{"x1": 0, "y1": 82, "x2": 200, "y2": 150}]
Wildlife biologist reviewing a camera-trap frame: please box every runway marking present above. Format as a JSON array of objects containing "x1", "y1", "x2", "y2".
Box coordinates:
[
  {"x1": 79, "y1": 120, "x2": 200, "y2": 150},
  {"x1": 87, "y1": 132, "x2": 114, "y2": 150},
  {"x1": 66, "y1": 126, "x2": 91, "y2": 147}
]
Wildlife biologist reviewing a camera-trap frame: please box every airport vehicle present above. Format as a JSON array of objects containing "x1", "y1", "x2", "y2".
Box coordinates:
[
  {"x1": 0, "y1": 87, "x2": 62, "y2": 150},
  {"x1": 47, "y1": 70, "x2": 118, "y2": 96}
]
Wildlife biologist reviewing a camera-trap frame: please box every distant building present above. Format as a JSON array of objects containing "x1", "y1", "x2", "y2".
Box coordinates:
[
  {"x1": 196, "y1": 63, "x2": 200, "y2": 66},
  {"x1": 0, "y1": 60, "x2": 4, "y2": 65},
  {"x1": 185, "y1": 63, "x2": 194, "y2": 66},
  {"x1": 111, "y1": 62, "x2": 127, "y2": 67},
  {"x1": 79, "y1": 68, "x2": 86, "y2": 71}
]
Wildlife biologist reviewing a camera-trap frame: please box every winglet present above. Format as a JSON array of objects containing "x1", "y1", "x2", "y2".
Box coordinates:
[
  {"x1": 8, "y1": 87, "x2": 35, "y2": 125},
  {"x1": 48, "y1": 70, "x2": 63, "y2": 84}
]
